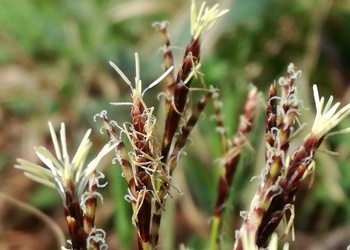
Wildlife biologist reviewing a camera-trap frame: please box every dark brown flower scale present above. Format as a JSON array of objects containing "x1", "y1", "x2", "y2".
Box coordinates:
[
  {"x1": 100, "y1": 115, "x2": 134, "y2": 185},
  {"x1": 83, "y1": 195, "x2": 96, "y2": 233},
  {"x1": 84, "y1": 173, "x2": 99, "y2": 249},
  {"x1": 64, "y1": 181, "x2": 86, "y2": 250},
  {"x1": 132, "y1": 98, "x2": 153, "y2": 247},
  {"x1": 137, "y1": 194, "x2": 152, "y2": 248},
  {"x1": 66, "y1": 215, "x2": 86, "y2": 250},
  {"x1": 213, "y1": 96, "x2": 228, "y2": 155},
  {"x1": 63, "y1": 175, "x2": 102, "y2": 250},
  {"x1": 100, "y1": 114, "x2": 149, "y2": 243},
  {"x1": 161, "y1": 37, "x2": 201, "y2": 164},
  {"x1": 147, "y1": 36, "x2": 205, "y2": 247},
  {"x1": 234, "y1": 67, "x2": 301, "y2": 250},
  {"x1": 149, "y1": 90, "x2": 216, "y2": 247},
  {"x1": 157, "y1": 22, "x2": 176, "y2": 108},
  {"x1": 100, "y1": 109, "x2": 155, "y2": 249},
  {"x1": 256, "y1": 135, "x2": 325, "y2": 247},
  {"x1": 213, "y1": 88, "x2": 257, "y2": 221},
  {"x1": 233, "y1": 66, "x2": 339, "y2": 250},
  {"x1": 150, "y1": 211, "x2": 162, "y2": 247},
  {"x1": 265, "y1": 82, "x2": 277, "y2": 149},
  {"x1": 279, "y1": 73, "x2": 298, "y2": 151},
  {"x1": 286, "y1": 135, "x2": 324, "y2": 192},
  {"x1": 151, "y1": 34, "x2": 216, "y2": 247},
  {"x1": 149, "y1": 27, "x2": 219, "y2": 247},
  {"x1": 168, "y1": 89, "x2": 216, "y2": 174},
  {"x1": 264, "y1": 73, "x2": 298, "y2": 190},
  {"x1": 257, "y1": 206, "x2": 285, "y2": 247},
  {"x1": 179, "y1": 38, "x2": 201, "y2": 84}
]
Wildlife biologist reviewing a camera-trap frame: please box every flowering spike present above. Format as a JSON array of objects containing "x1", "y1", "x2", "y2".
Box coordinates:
[
  {"x1": 15, "y1": 122, "x2": 115, "y2": 249},
  {"x1": 233, "y1": 63, "x2": 350, "y2": 249},
  {"x1": 210, "y1": 87, "x2": 258, "y2": 249}
]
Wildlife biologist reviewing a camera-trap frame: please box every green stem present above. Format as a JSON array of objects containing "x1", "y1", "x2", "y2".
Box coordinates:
[
  {"x1": 209, "y1": 216, "x2": 221, "y2": 250},
  {"x1": 112, "y1": 167, "x2": 133, "y2": 249}
]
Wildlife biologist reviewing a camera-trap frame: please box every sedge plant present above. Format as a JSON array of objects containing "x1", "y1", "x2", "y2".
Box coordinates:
[{"x1": 14, "y1": 1, "x2": 350, "y2": 250}]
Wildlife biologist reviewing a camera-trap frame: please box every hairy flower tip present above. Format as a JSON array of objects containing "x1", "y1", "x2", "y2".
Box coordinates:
[
  {"x1": 87, "y1": 227, "x2": 108, "y2": 250},
  {"x1": 311, "y1": 84, "x2": 350, "y2": 139},
  {"x1": 191, "y1": 0, "x2": 229, "y2": 40},
  {"x1": 241, "y1": 232, "x2": 289, "y2": 250},
  {"x1": 15, "y1": 122, "x2": 116, "y2": 202},
  {"x1": 287, "y1": 63, "x2": 301, "y2": 79},
  {"x1": 109, "y1": 53, "x2": 173, "y2": 101}
]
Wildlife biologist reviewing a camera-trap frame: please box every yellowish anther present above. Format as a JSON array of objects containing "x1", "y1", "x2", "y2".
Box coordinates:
[
  {"x1": 134, "y1": 53, "x2": 142, "y2": 97},
  {"x1": 241, "y1": 231, "x2": 258, "y2": 250},
  {"x1": 241, "y1": 231, "x2": 289, "y2": 250},
  {"x1": 66, "y1": 215, "x2": 75, "y2": 224},
  {"x1": 15, "y1": 122, "x2": 116, "y2": 201},
  {"x1": 109, "y1": 53, "x2": 174, "y2": 101},
  {"x1": 311, "y1": 84, "x2": 350, "y2": 139},
  {"x1": 191, "y1": 0, "x2": 229, "y2": 40},
  {"x1": 268, "y1": 233, "x2": 289, "y2": 250}
]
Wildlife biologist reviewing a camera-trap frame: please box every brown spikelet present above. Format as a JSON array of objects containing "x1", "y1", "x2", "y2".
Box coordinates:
[
  {"x1": 265, "y1": 82, "x2": 277, "y2": 148},
  {"x1": 210, "y1": 87, "x2": 258, "y2": 249},
  {"x1": 64, "y1": 181, "x2": 86, "y2": 250},
  {"x1": 168, "y1": 87, "x2": 218, "y2": 174},
  {"x1": 253, "y1": 80, "x2": 350, "y2": 248},
  {"x1": 234, "y1": 64, "x2": 302, "y2": 250},
  {"x1": 83, "y1": 172, "x2": 100, "y2": 249},
  {"x1": 161, "y1": 36, "x2": 202, "y2": 163},
  {"x1": 215, "y1": 87, "x2": 257, "y2": 216},
  {"x1": 100, "y1": 113, "x2": 134, "y2": 184},
  {"x1": 213, "y1": 96, "x2": 228, "y2": 155},
  {"x1": 100, "y1": 2, "x2": 229, "y2": 249},
  {"x1": 156, "y1": 21, "x2": 176, "y2": 106}
]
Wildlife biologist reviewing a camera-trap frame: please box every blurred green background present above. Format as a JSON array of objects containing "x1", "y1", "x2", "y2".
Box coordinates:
[{"x1": 1, "y1": 0, "x2": 350, "y2": 249}]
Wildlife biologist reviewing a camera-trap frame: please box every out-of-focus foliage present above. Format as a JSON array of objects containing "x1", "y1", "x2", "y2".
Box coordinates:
[{"x1": 1, "y1": 0, "x2": 350, "y2": 249}]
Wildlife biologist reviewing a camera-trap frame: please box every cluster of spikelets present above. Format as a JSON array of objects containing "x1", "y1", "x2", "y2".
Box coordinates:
[
  {"x1": 15, "y1": 122, "x2": 115, "y2": 250},
  {"x1": 94, "y1": 1, "x2": 227, "y2": 249},
  {"x1": 14, "y1": 1, "x2": 350, "y2": 250}
]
